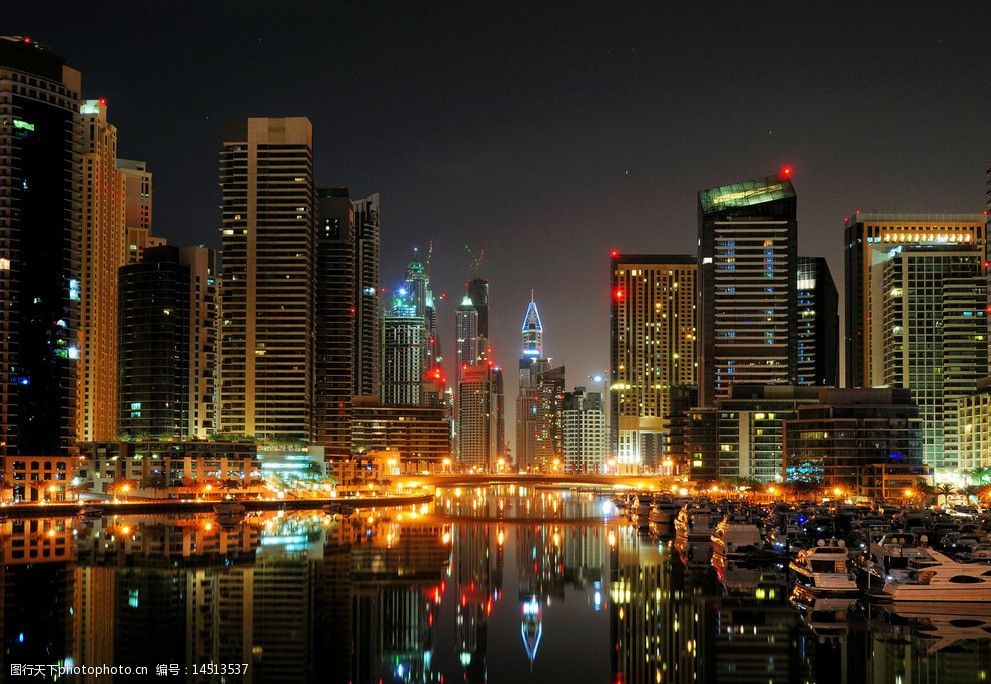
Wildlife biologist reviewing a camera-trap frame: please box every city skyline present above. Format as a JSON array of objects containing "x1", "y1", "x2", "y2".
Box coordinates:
[{"x1": 8, "y1": 3, "x2": 990, "y2": 419}]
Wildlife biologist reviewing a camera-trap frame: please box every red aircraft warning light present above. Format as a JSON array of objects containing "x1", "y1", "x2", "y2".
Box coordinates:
[
  {"x1": 614, "y1": 288, "x2": 624, "y2": 301},
  {"x1": 779, "y1": 165, "x2": 793, "y2": 180}
]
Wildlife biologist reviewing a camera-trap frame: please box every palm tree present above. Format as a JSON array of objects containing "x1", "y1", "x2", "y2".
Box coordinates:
[
  {"x1": 0, "y1": 475, "x2": 15, "y2": 503},
  {"x1": 934, "y1": 482, "x2": 956, "y2": 505}
]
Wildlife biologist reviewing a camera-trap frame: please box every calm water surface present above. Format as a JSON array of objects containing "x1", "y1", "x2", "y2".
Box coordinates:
[{"x1": 3, "y1": 486, "x2": 991, "y2": 682}]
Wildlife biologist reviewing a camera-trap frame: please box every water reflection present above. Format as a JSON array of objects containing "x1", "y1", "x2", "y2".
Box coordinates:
[{"x1": 2, "y1": 489, "x2": 991, "y2": 682}]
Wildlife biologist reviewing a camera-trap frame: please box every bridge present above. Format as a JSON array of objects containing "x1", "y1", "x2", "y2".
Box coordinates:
[{"x1": 393, "y1": 472, "x2": 684, "y2": 490}]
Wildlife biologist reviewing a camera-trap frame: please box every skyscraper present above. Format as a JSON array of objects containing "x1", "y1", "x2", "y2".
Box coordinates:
[
  {"x1": 697, "y1": 172, "x2": 798, "y2": 406},
  {"x1": 466, "y1": 277, "x2": 490, "y2": 360},
  {"x1": 354, "y1": 194, "x2": 380, "y2": 399},
  {"x1": 455, "y1": 295, "x2": 479, "y2": 388},
  {"x1": 218, "y1": 117, "x2": 315, "y2": 442},
  {"x1": 533, "y1": 366, "x2": 566, "y2": 471},
  {"x1": 117, "y1": 159, "x2": 164, "y2": 264},
  {"x1": 314, "y1": 187, "x2": 355, "y2": 454},
  {"x1": 118, "y1": 245, "x2": 218, "y2": 439},
  {"x1": 381, "y1": 288, "x2": 426, "y2": 406},
  {"x1": 457, "y1": 364, "x2": 495, "y2": 469},
  {"x1": 562, "y1": 387, "x2": 607, "y2": 474},
  {"x1": 0, "y1": 36, "x2": 81, "y2": 456},
  {"x1": 843, "y1": 213, "x2": 986, "y2": 388},
  {"x1": 796, "y1": 256, "x2": 838, "y2": 387},
  {"x1": 610, "y1": 254, "x2": 696, "y2": 469},
  {"x1": 516, "y1": 293, "x2": 550, "y2": 470},
  {"x1": 77, "y1": 98, "x2": 126, "y2": 443}
]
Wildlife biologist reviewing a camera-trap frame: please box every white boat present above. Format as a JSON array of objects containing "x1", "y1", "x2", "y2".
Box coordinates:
[
  {"x1": 871, "y1": 548, "x2": 991, "y2": 602},
  {"x1": 710, "y1": 515, "x2": 762, "y2": 559},
  {"x1": 789, "y1": 538, "x2": 858, "y2": 595},
  {"x1": 674, "y1": 503, "x2": 719, "y2": 542},
  {"x1": 855, "y1": 532, "x2": 932, "y2": 592}
]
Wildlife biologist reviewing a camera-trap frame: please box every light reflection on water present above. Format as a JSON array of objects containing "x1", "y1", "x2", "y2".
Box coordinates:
[{"x1": 2, "y1": 486, "x2": 990, "y2": 682}]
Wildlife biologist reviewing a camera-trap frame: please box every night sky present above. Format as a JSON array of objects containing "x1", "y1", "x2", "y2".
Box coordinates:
[{"x1": 10, "y1": 1, "x2": 990, "y2": 446}]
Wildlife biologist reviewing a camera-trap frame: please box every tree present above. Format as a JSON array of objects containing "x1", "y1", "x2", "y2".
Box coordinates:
[{"x1": 934, "y1": 482, "x2": 956, "y2": 504}]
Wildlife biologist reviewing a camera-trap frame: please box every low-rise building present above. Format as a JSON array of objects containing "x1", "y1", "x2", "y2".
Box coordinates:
[
  {"x1": 350, "y1": 398, "x2": 451, "y2": 473},
  {"x1": 1, "y1": 456, "x2": 79, "y2": 502}
]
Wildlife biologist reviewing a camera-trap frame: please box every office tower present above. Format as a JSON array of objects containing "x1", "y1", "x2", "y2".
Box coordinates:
[
  {"x1": 455, "y1": 294, "x2": 479, "y2": 388},
  {"x1": 118, "y1": 245, "x2": 218, "y2": 439},
  {"x1": 0, "y1": 37, "x2": 81, "y2": 457},
  {"x1": 218, "y1": 117, "x2": 315, "y2": 442},
  {"x1": 610, "y1": 254, "x2": 696, "y2": 469},
  {"x1": 314, "y1": 187, "x2": 356, "y2": 454},
  {"x1": 517, "y1": 293, "x2": 550, "y2": 469},
  {"x1": 77, "y1": 98, "x2": 126, "y2": 443},
  {"x1": 686, "y1": 385, "x2": 821, "y2": 482},
  {"x1": 697, "y1": 172, "x2": 798, "y2": 406},
  {"x1": 354, "y1": 193, "x2": 380, "y2": 398},
  {"x1": 382, "y1": 288, "x2": 426, "y2": 406},
  {"x1": 562, "y1": 387, "x2": 607, "y2": 473},
  {"x1": 456, "y1": 364, "x2": 495, "y2": 468},
  {"x1": 796, "y1": 256, "x2": 838, "y2": 387},
  {"x1": 467, "y1": 277, "x2": 490, "y2": 359},
  {"x1": 876, "y1": 243, "x2": 987, "y2": 468},
  {"x1": 117, "y1": 159, "x2": 164, "y2": 264},
  {"x1": 843, "y1": 213, "x2": 986, "y2": 388},
  {"x1": 784, "y1": 388, "x2": 927, "y2": 496},
  {"x1": 533, "y1": 366, "x2": 566, "y2": 471}
]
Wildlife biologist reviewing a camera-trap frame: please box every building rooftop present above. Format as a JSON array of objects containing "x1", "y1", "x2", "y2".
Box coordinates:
[{"x1": 698, "y1": 175, "x2": 795, "y2": 214}]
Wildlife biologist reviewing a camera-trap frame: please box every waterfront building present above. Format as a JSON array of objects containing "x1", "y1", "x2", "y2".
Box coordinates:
[
  {"x1": 77, "y1": 99, "x2": 126, "y2": 443},
  {"x1": 796, "y1": 256, "x2": 839, "y2": 387},
  {"x1": 349, "y1": 397, "x2": 451, "y2": 473},
  {"x1": 313, "y1": 187, "x2": 355, "y2": 454},
  {"x1": 456, "y1": 364, "x2": 495, "y2": 469},
  {"x1": 354, "y1": 194, "x2": 380, "y2": 399},
  {"x1": 118, "y1": 245, "x2": 218, "y2": 440},
  {"x1": 783, "y1": 388, "x2": 926, "y2": 491},
  {"x1": 843, "y1": 213, "x2": 986, "y2": 389},
  {"x1": 117, "y1": 159, "x2": 164, "y2": 264},
  {"x1": 686, "y1": 385, "x2": 821, "y2": 482},
  {"x1": 955, "y1": 376, "x2": 991, "y2": 471},
  {"x1": 697, "y1": 173, "x2": 798, "y2": 406},
  {"x1": 218, "y1": 117, "x2": 315, "y2": 441},
  {"x1": 610, "y1": 254, "x2": 696, "y2": 469},
  {"x1": 562, "y1": 387, "x2": 607, "y2": 474},
  {"x1": 0, "y1": 36, "x2": 81, "y2": 457},
  {"x1": 532, "y1": 366, "x2": 566, "y2": 472}
]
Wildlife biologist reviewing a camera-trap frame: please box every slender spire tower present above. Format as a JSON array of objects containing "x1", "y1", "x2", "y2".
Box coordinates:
[
  {"x1": 521, "y1": 290, "x2": 543, "y2": 358},
  {"x1": 517, "y1": 292, "x2": 551, "y2": 470}
]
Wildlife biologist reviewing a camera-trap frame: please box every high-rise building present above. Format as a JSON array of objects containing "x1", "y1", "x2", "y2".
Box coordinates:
[
  {"x1": 492, "y1": 366, "x2": 505, "y2": 459},
  {"x1": 466, "y1": 277, "x2": 490, "y2": 360},
  {"x1": 796, "y1": 256, "x2": 838, "y2": 387},
  {"x1": 876, "y1": 244, "x2": 988, "y2": 468},
  {"x1": 118, "y1": 245, "x2": 218, "y2": 439},
  {"x1": 533, "y1": 366, "x2": 566, "y2": 471},
  {"x1": 516, "y1": 293, "x2": 550, "y2": 470},
  {"x1": 0, "y1": 36, "x2": 82, "y2": 456},
  {"x1": 697, "y1": 173, "x2": 798, "y2": 406},
  {"x1": 117, "y1": 159, "x2": 164, "y2": 264},
  {"x1": 381, "y1": 288, "x2": 426, "y2": 406},
  {"x1": 562, "y1": 387, "x2": 607, "y2": 474},
  {"x1": 77, "y1": 98, "x2": 126, "y2": 444},
  {"x1": 610, "y1": 254, "x2": 696, "y2": 470},
  {"x1": 314, "y1": 187, "x2": 356, "y2": 454},
  {"x1": 455, "y1": 294, "x2": 479, "y2": 388},
  {"x1": 354, "y1": 194, "x2": 380, "y2": 399},
  {"x1": 843, "y1": 213, "x2": 986, "y2": 388},
  {"x1": 218, "y1": 117, "x2": 315, "y2": 442},
  {"x1": 457, "y1": 364, "x2": 495, "y2": 469},
  {"x1": 957, "y1": 376, "x2": 991, "y2": 471}
]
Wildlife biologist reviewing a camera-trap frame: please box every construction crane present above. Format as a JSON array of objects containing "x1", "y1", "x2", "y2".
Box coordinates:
[{"x1": 465, "y1": 244, "x2": 486, "y2": 277}]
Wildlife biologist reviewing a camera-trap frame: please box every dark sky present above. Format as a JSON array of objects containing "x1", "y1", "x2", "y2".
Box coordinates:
[{"x1": 10, "y1": 1, "x2": 990, "y2": 449}]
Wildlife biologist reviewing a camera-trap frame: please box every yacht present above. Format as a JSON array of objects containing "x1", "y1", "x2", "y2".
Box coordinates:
[
  {"x1": 870, "y1": 548, "x2": 991, "y2": 602},
  {"x1": 648, "y1": 496, "x2": 682, "y2": 527},
  {"x1": 789, "y1": 538, "x2": 858, "y2": 595},
  {"x1": 710, "y1": 515, "x2": 763, "y2": 559},
  {"x1": 675, "y1": 503, "x2": 720, "y2": 542},
  {"x1": 854, "y1": 532, "x2": 932, "y2": 592}
]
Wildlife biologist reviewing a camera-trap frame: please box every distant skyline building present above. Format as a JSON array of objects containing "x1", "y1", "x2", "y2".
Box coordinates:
[
  {"x1": 354, "y1": 193, "x2": 381, "y2": 399},
  {"x1": 796, "y1": 256, "x2": 839, "y2": 387},
  {"x1": 517, "y1": 293, "x2": 550, "y2": 470},
  {"x1": 117, "y1": 158, "x2": 164, "y2": 264},
  {"x1": 533, "y1": 366, "x2": 566, "y2": 471},
  {"x1": 843, "y1": 213, "x2": 986, "y2": 389},
  {"x1": 77, "y1": 98, "x2": 126, "y2": 443},
  {"x1": 218, "y1": 117, "x2": 314, "y2": 441},
  {"x1": 610, "y1": 254, "x2": 696, "y2": 470},
  {"x1": 381, "y1": 288, "x2": 426, "y2": 406},
  {"x1": 0, "y1": 36, "x2": 82, "y2": 456},
  {"x1": 697, "y1": 172, "x2": 798, "y2": 406},
  {"x1": 457, "y1": 364, "x2": 495, "y2": 469},
  {"x1": 314, "y1": 187, "x2": 355, "y2": 455},
  {"x1": 118, "y1": 245, "x2": 218, "y2": 439},
  {"x1": 466, "y1": 277, "x2": 490, "y2": 360},
  {"x1": 455, "y1": 294, "x2": 479, "y2": 389},
  {"x1": 562, "y1": 387, "x2": 607, "y2": 474}
]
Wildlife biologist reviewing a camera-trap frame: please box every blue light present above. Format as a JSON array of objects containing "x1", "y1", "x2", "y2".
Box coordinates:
[
  {"x1": 890, "y1": 453, "x2": 903, "y2": 459},
  {"x1": 18, "y1": 632, "x2": 24, "y2": 643}
]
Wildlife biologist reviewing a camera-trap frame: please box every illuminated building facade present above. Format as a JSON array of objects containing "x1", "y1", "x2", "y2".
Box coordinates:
[
  {"x1": 349, "y1": 398, "x2": 451, "y2": 472},
  {"x1": 562, "y1": 387, "x2": 607, "y2": 473},
  {"x1": 117, "y1": 159, "x2": 164, "y2": 264},
  {"x1": 957, "y1": 376, "x2": 991, "y2": 470},
  {"x1": 457, "y1": 364, "x2": 495, "y2": 468},
  {"x1": 218, "y1": 117, "x2": 314, "y2": 441},
  {"x1": 455, "y1": 294, "x2": 479, "y2": 388},
  {"x1": 354, "y1": 194, "x2": 380, "y2": 399},
  {"x1": 516, "y1": 293, "x2": 550, "y2": 470},
  {"x1": 77, "y1": 99, "x2": 126, "y2": 443},
  {"x1": 698, "y1": 173, "x2": 798, "y2": 406},
  {"x1": 843, "y1": 213, "x2": 986, "y2": 388},
  {"x1": 314, "y1": 187, "x2": 355, "y2": 454},
  {"x1": 118, "y1": 245, "x2": 218, "y2": 439},
  {"x1": 610, "y1": 254, "x2": 696, "y2": 469},
  {"x1": 0, "y1": 37, "x2": 81, "y2": 457},
  {"x1": 382, "y1": 288, "x2": 426, "y2": 406},
  {"x1": 796, "y1": 256, "x2": 838, "y2": 387},
  {"x1": 533, "y1": 366, "x2": 565, "y2": 471}
]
